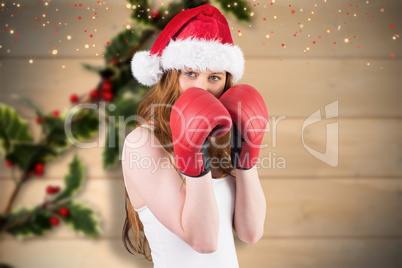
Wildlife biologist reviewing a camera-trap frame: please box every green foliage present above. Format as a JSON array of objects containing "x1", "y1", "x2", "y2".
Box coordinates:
[
  {"x1": 79, "y1": 62, "x2": 105, "y2": 73},
  {"x1": 102, "y1": 90, "x2": 143, "y2": 168},
  {"x1": 128, "y1": 0, "x2": 251, "y2": 30},
  {"x1": 4, "y1": 207, "x2": 52, "y2": 238},
  {"x1": 8, "y1": 143, "x2": 57, "y2": 173},
  {"x1": 53, "y1": 154, "x2": 85, "y2": 203},
  {"x1": 68, "y1": 108, "x2": 99, "y2": 142},
  {"x1": 2, "y1": 156, "x2": 101, "y2": 239},
  {"x1": 58, "y1": 200, "x2": 102, "y2": 238},
  {"x1": 105, "y1": 28, "x2": 154, "y2": 65},
  {"x1": 0, "y1": 103, "x2": 33, "y2": 157},
  {"x1": 0, "y1": 263, "x2": 14, "y2": 268},
  {"x1": 11, "y1": 95, "x2": 48, "y2": 134},
  {"x1": 215, "y1": 0, "x2": 251, "y2": 22}
]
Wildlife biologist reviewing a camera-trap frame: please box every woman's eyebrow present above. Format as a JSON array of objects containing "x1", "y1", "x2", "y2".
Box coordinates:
[
  {"x1": 184, "y1": 69, "x2": 224, "y2": 75},
  {"x1": 211, "y1": 72, "x2": 224, "y2": 75}
]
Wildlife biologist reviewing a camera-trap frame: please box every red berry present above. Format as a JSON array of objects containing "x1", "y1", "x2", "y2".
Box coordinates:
[
  {"x1": 90, "y1": 89, "x2": 99, "y2": 99},
  {"x1": 50, "y1": 216, "x2": 60, "y2": 226},
  {"x1": 103, "y1": 91, "x2": 114, "y2": 101},
  {"x1": 37, "y1": 116, "x2": 48, "y2": 123},
  {"x1": 110, "y1": 58, "x2": 117, "y2": 64},
  {"x1": 53, "y1": 186, "x2": 61, "y2": 193},
  {"x1": 53, "y1": 110, "x2": 59, "y2": 118},
  {"x1": 151, "y1": 10, "x2": 161, "y2": 20},
  {"x1": 46, "y1": 185, "x2": 54, "y2": 194},
  {"x1": 102, "y1": 78, "x2": 112, "y2": 91},
  {"x1": 59, "y1": 207, "x2": 69, "y2": 217},
  {"x1": 6, "y1": 160, "x2": 13, "y2": 167},
  {"x1": 70, "y1": 94, "x2": 79, "y2": 103},
  {"x1": 35, "y1": 163, "x2": 44, "y2": 176}
]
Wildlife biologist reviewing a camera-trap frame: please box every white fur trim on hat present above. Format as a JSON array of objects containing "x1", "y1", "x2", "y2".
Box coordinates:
[
  {"x1": 131, "y1": 51, "x2": 164, "y2": 87},
  {"x1": 161, "y1": 38, "x2": 244, "y2": 83},
  {"x1": 130, "y1": 38, "x2": 245, "y2": 86}
]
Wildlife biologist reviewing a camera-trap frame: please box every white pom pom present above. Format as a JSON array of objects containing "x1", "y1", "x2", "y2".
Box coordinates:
[{"x1": 131, "y1": 51, "x2": 163, "y2": 87}]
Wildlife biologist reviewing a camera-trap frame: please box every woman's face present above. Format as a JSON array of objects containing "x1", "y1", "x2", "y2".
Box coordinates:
[{"x1": 178, "y1": 68, "x2": 227, "y2": 98}]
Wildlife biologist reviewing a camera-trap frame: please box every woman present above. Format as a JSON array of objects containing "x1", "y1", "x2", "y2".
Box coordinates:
[{"x1": 121, "y1": 4, "x2": 268, "y2": 267}]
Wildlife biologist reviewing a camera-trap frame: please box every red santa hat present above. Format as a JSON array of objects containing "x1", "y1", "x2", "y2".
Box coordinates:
[{"x1": 131, "y1": 4, "x2": 245, "y2": 87}]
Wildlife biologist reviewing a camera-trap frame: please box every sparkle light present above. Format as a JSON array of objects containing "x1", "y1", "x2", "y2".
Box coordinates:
[
  {"x1": 29, "y1": 59, "x2": 33, "y2": 64},
  {"x1": 250, "y1": 12, "x2": 254, "y2": 17},
  {"x1": 85, "y1": 44, "x2": 89, "y2": 49},
  {"x1": 266, "y1": 34, "x2": 270, "y2": 38},
  {"x1": 344, "y1": 38, "x2": 349, "y2": 43},
  {"x1": 52, "y1": 49, "x2": 58, "y2": 55},
  {"x1": 126, "y1": 4, "x2": 131, "y2": 9}
]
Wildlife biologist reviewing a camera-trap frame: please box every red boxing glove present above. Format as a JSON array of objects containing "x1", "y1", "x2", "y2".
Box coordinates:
[
  {"x1": 219, "y1": 84, "x2": 268, "y2": 169},
  {"x1": 170, "y1": 87, "x2": 232, "y2": 177}
]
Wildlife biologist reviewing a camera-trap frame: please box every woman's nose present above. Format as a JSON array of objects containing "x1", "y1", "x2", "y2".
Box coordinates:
[{"x1": 192, "y1": 77, "x2": 208, "y2": 91}]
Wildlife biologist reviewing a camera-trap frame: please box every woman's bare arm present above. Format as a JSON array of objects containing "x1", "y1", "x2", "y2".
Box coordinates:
[
  {"x1": 122, "y1": 127, "x2": 219, "y2": 253},
  {"x1": 233, "y1": 166, "x2": 266, "y2": 244}
]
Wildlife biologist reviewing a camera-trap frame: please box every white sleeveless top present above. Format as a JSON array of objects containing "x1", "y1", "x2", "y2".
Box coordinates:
[{"x1": 125, "y1": 124, "x2": 239, "y2": 268}]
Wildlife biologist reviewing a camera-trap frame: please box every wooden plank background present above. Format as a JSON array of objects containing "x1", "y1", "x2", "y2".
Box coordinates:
[{"x1": 0, "y1": 0, "x2": 401, "y2": 267}]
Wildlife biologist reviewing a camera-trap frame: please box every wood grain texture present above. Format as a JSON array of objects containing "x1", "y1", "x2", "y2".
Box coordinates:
[
  {"x1": 0, "y1": 238, "x2": 400, "y2": 268},
  {"x1": 0, "y1": 0, "x2": 401, "y2": 57},
  {"x1": 1, "y1": 118, "x2": 400, "y2": 178},
  {"x1": 1, "y1": 178, "x2": 400, "y2": 239},
  {"x1": 0, "y1": 59, "x2": 400, "y2": 119}
]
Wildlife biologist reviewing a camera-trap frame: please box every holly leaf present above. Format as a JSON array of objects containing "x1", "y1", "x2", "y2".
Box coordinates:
[
  {"x1": 53, "y1": 154, "x2": 85, "y2": 203},
  {"x1": 4, "y1": 207, "x2": 52, "y2": 238},
  {"x1": 215, "y1": 0, "x2": 251, "y2": 22},
  {"x1": 102, "y1": 123, "x2": 124, "y2": 169},
  {"x1": 59, "y1": 200, "x2": 102, "y2": 238},
  {"x1": 41, "y1": 114, "x2": 71, "y2": 153},
  {"x1": 102, "y1": 90, "x2": 141, "y2": 169},
  {"x1": 105, "y1": 27, "x2": 153, "y2": 65},
  {"x1": 79, "y1": 62, "x2": 104, "y2": 73},
  {"x1": 108, "y1": 90, "x2": 142, "y2": 123},
  {"x1": 7, "y1": 143, "x2": 57, "y2": 172},
  {"x1": 11, "y1": 95, "x2": 48, "y2": 134},
  {"x1": 67, "y1": 108, "x2": 99, "y2": 143},
  {"x1": 0, "y1": 103, "x2": 32, "y2": 157},
  {"x1": 0, "y1": 264, "x2": 14, "y2": 268}
]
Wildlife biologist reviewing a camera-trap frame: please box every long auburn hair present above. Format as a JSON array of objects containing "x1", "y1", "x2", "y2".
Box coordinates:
[{"x1": 122, "y1": 69, "x2": 236, "y2": 261}]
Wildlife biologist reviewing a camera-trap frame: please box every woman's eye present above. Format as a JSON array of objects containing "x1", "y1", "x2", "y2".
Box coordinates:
[
  {"x1": 185, "y1": 72, "x2": 196, "y2": 77},
  {"x1": 210, "y1": 76, "x2": 220, "y2": 81}
]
